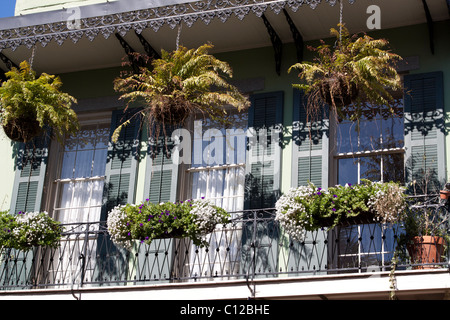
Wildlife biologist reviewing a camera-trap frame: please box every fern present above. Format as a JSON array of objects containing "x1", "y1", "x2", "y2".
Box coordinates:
[
  {"x1": 0, "y1": 61, "x2": 79, "y2": 143},
  {"x1": 113, "y1": 43, "x2": 249, "y2": 144},
  {"x1": 289, "y1": 24, "x2": 402, "y2": 123}
]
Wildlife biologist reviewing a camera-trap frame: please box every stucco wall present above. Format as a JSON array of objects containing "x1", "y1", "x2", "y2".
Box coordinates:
[
  {"x1": 15, "y1": 0, "x2": 119, "y2": 15},
  {"x1": 0, "y1": 131, "x2": 15, "y2": 212}
]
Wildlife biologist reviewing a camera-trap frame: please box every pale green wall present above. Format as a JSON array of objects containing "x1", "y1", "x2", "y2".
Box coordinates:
[
  {"x1": 0, "y1": 131, "x2": 16, "y2": 212},
  {"x1": 15, "y1": 0, "x2": 119, "y2": 15}
]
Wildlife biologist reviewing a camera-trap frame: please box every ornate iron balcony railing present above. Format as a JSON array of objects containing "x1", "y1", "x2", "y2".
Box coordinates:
[{"x1": 0, "y1": 203, "x2": 448, "y2": 291}]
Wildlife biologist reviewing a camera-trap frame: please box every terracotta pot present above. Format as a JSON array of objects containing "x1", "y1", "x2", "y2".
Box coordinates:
[
  {"x1": 407, "y1": 236, "x2": 446, "y2": 269},
  {"x1": 440, "y1": 190, "x2": 450, "y2": 200}
]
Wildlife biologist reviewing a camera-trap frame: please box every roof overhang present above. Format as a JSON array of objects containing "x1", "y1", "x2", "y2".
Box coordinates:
[{"x1": 0, "y1": 0, "x2": 449, "y2": 74}]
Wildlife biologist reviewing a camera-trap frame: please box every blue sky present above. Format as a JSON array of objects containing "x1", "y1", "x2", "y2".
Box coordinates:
[{"x1": 0, "y1": 0, "x2": 16, "y2": 18}]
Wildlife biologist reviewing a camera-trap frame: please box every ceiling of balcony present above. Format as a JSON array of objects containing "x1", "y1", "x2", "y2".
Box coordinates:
[{"x1": 0, "y1": 0, "x2": 449, "y2": 74}]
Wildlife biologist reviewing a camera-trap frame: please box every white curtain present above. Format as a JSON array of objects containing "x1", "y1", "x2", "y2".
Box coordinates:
[
  {"x1": 191, "y1": 166, "x2": 245, "y2": 212},
  {"x1": 57, "y1": 179, "x2": 104, "y2": 224}
]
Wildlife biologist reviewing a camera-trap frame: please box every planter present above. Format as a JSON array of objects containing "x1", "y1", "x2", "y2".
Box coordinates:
[
  {"x1": 2, "y1": 114, "x2": 42, "y2": 143},
  {"x1": 407, "y1": 236, "x2": 446, "y2": 269},
  {"x1": 155, "y1": 228, "x2": 185, "y2": 239},
  {"x1": 440, "y1": 190, "x2": 450, "y2": 200},
  {"x1": 338, "y1": 211, "x2": 376, "y2": 227},
  {"x1": 319, "y1": 75, "x2": 359, "y2": 108}
]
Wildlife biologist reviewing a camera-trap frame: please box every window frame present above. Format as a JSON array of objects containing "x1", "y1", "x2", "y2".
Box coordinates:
[{"x1": 43, "y1": 111, "x2": 112, "y2": 222}]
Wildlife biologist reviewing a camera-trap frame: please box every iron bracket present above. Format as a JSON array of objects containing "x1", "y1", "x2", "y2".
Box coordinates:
[
  {"x1": 283, "y1": 9, "x2": 304, "y2": 63},
  {"x1": 135, "y1": 31, "x2": 161, "y2": 60},
  {"x1": 261, "y1": 14, "x2": 283, "y2": 76}
]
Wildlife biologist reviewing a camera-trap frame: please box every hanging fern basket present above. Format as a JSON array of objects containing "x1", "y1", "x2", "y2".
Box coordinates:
[
  {"x1": 112, "y1": 43, "x2": 250, "y2": 144},
  {"x1": 2, "y1": 112, "x2": 42, "y2": 143},
  {"x1": 319, "y1": 74, "x2": 359, "y2": 108},
  {"x1": 0, "y1": 61, "x2": 79, "y2": 144},
  {"x1": 289, "y1": 24, "x2": 402, "y2": 122}
]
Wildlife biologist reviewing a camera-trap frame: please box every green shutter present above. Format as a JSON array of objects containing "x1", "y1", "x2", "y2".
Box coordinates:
[
  {"x1": 404, "y1": 72, "x2": 445, "y2": 193},
  {"x1": 10, "y1": 135, "x2": 50, "y2": 214},
  {"x1": 102, "y1": 109, "x2": 141, "y2": 218},
  {"x1": 242, "y1": 91, "x2": 283, "y2": 279},
  {"x1": 136, "y1": 127, "x2": 180, "y2": 285},
  {"x1": 292, "y1": 89, "x2": 329, "y2": 189},
  {"x1": 288, "y1": 89, "x2": 329, "y2": 276},
  {"x1": 144, "y1": 126, "x2": 179, "y2": 203},
  {"x1": 245, "y1": 91, "x2": 283, "y2": 209}
]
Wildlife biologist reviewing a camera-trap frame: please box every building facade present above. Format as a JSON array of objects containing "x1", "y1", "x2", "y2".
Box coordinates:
[{"x1": 0, "y1": 0, "x2": 449, "y2": 300}]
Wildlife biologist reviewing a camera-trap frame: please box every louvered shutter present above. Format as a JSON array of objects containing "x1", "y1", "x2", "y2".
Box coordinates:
[
  {"x1": 144, "y1": 126, "x2": 179, "y2": 203},
  {"x1": 137, "y1": 127, "x2": 179, "y2": 283},
  {"x1": 287, "y1": 89, "x2": 329, "y2": 275},
  {"x1": 102, "y1": 109, "x2": 141, "y2": 219},
  {"x1": 292, "y1": 89, "x2": 329, "y2": 189},
  {"x1": 245, "y1": 91, "x2": 283, "y2": 209},
  {"x1": 242, "y1": 91, "x2": 283, "y2": 277},
  {"x1": 10, "y1": 135, "x2": 50, "y2": 214},
  {"x1": 404, "y1": 72, "x2": 445, "y2": 193}
]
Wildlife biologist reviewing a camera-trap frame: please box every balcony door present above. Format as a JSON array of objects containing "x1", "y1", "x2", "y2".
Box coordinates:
[
  {"x1": 188, "y1": 112, "x2": 247, "y2": 279},
  {"x1": 49, "y1": 116, "x2": 110, "y2": 286}
]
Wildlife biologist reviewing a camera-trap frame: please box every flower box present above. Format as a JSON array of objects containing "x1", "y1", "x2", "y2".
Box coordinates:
[
  {"x1": 107, "y1": 198, "x2": 230, "y2": 249},
  {"x1": 275, "y1": 181, "x2": 406, "y2": 241}
]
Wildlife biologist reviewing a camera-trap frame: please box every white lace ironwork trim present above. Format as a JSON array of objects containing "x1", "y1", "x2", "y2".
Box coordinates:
[{"x1": 0, "y1": 0, "x2": 356, "y2": 51}]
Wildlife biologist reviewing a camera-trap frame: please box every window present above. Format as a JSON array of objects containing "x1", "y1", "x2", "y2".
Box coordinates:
[
  {"x1": 188, "y1": 110, "x2": 248, "y2": 278},
  {"x1": 46, "y1": 113, "x2": 111, "y2": 285},
  {"x1": 188, "y1": 111, "x2": 247, "y2": 212},
  {"x1": 335, "y1": 99, "x2": 404, "y2": 185},
  {"x1": 52, "y1": 120, "x2": 110, "y2": 225},
  {"x1": 334, "y1": 97, "x2": 404, "y2": 271}
]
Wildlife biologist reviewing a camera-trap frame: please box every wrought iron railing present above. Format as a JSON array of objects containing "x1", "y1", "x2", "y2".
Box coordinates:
[{"x1": 0, "y1": 200, "x2": 448, "y2": 291}]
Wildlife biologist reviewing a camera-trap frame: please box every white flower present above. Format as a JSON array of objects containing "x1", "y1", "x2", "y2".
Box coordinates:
[
  {"x1": 368, "y1": 182, "x2": 406, "y2": 225},
  {"x1": 190, "y1": 199, "x2": 225, "y2": 235},
  {"x1": 106, "y1": 205, "x2": 132, "y2": 249},
  {"x1": 275, "y1": 186, "x2": 315, "y2": 242}
]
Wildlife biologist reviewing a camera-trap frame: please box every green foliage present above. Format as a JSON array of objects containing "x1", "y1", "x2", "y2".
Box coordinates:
[
  {"x1": 112, "y1": 43, "x2": 250, "y2": 143},
  {"x1": 289, "y1": 24, "x2": 402, "y2": 122},
  {"x1": 0, "y1": 61, "x2": 79, "y2": 143},
  {"x1": 0, "y1": 210, "x2": 62, "y2": 251},
  {"x1": 107, "y1": 199, "x2": 230, "y2": 248},
  {"x1": 275, "y1": 181, "x2": 406, "y2": 241}
]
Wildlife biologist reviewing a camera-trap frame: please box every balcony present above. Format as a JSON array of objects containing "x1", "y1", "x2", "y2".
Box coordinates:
[{"x1": 0, "y1": 199, "x2": 449, "y2": 300}]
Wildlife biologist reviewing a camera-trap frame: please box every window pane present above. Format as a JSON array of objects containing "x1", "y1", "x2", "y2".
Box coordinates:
[
  {"x1": 360, "y1": 156, "x2": 381, "y2": 182},
  {"x1": 361, "y1": 119, "x2": 383, "y2": 151},
  {"x1": 338, "y1": 158, "x2": 358, "y2": 185},
  {"x1": 382, "y1": 153, "x2": 404, "y2": 183},
  {"x1": 60, "y1": 152, "x2": 76, "y2": 179},
  {"x1": 336, "y1": 121, "x2": 358, "y2": 154},
  {"x1": 74, "y1": 149, "x2": 94, "y2": 178},
  {"x1": 382, "y1": 116, "x2": 404, "y2": 149}
]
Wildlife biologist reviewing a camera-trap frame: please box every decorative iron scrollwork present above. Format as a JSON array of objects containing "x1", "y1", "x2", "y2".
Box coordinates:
[{"x1": 0, "y1": 0, "x2": 358, "y2": 51}]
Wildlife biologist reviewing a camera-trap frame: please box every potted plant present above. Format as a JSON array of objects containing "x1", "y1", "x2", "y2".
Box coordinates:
[
  {"x1": 107, "y1": 198, "x2": 230, "y2": 249},
  {"x1": 275, "y1": 180, "x2": 406, "y2": 241},
  {"x1": 112, "y1": 43, "x2": 250, "y2": 144},
  {"x1": 398, "y1": 201, "x2": 449, "y2": 269},
  {"x1": 288, "y1": 24, "x2": 402, "y2": 122},
  {"x1": 0, "y1": 61, "x2": 79, "y2": 143},
  {"x1": 440, "y1": 183, "x2": 450, "y2": 200},
  {"x1": 0, "y1": 210, "x2": 62, "y2": 251}
]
